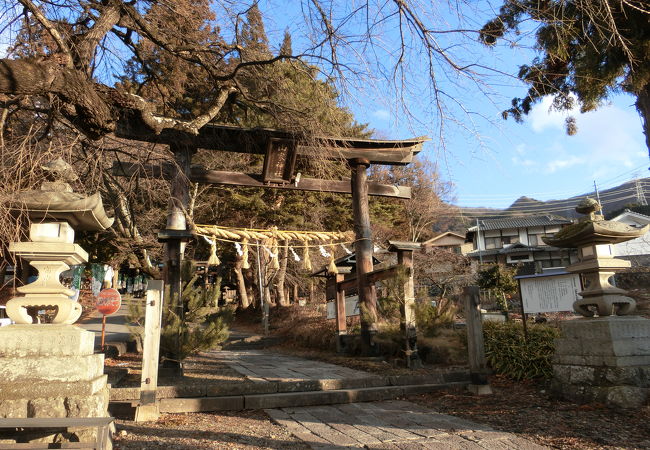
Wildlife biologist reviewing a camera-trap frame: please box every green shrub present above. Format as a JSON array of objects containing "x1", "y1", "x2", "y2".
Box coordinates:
[
  {"x1": 414, "y1": 298, "x2": 457, "y2": 337},
  {"x1": 128, "y1": 262, "x2": 232, "y2": 363},
  {"x1": 483, "y1": 321, "x2": 560, "y2": 380}
]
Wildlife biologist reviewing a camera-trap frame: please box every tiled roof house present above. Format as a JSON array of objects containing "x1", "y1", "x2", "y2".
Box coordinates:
[{"x1": 466, "y1": 214, "x2": 578, "y2": 273}]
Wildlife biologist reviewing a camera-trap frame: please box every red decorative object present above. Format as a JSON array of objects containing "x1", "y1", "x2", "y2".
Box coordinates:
[{"x1": 96, "y1": 288, "x2": 121, "y2": 316}]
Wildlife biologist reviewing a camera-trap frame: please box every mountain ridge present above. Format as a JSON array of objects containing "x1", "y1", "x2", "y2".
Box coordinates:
[{"x1": 460, "y1": 178, "x2": 649, "y2": 220}]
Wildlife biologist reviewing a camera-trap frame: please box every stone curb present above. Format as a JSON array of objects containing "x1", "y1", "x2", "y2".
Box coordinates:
[
  {"x1": 146, "y1": 381, "x2": 469, "y2": 413},
  {"x1": 109, "y1": 370, "x2": 470, "y2": 401}
]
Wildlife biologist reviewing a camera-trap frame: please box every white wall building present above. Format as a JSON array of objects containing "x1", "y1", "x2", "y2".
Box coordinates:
[
  {"x1": 610, "y1": 210, "x2": 650, "y2": 264},
  {"x1": 466, "y1": 214, "x2": 577, "y2": 273}
]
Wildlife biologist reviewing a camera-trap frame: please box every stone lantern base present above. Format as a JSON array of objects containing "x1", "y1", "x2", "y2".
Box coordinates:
[
  {"x1": 552, "y1": 316, "x2": 650, "y2": 409},
  {"x1": 0, "y1": 325, "x2": 109, "y2": 445}
]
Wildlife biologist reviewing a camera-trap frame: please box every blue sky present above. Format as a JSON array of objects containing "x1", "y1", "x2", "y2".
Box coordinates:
[{"x1": 254, "y1": 1, "x2": 649, "y2": 210}]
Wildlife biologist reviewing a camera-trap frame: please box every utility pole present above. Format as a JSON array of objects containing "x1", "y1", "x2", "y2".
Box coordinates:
[
  {"x1": 593, "y1": 180, "x2": 602, "y2": 212},
  {"x1": 476, "y1": 218, "x2": 483, "y2": 265},
  {"x1": 636, "y1": 179, "x2": 648, "y2": 206}
]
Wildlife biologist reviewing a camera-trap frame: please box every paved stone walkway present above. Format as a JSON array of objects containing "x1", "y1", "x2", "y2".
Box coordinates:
[
  {"x1": 266, "y1": 400, "x2": 548, "y2": 449},
  {"x1": 210, "y1": 349, "x2": 371, "y2": 382}
]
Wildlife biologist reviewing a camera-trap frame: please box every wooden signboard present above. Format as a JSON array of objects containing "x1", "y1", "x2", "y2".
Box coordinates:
[
  {"x1": 262, "y1": 138, "x2": 297, "y2": 184},
  {"x1": 326, "y1": 295, "x2": 360, "y2": 319},
  {"x1": 517, "y1": 272, "x2": 582, "y2": 314}
]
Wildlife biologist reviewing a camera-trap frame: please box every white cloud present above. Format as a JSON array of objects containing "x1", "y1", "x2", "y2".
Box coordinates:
[
  {"x1": 511, "y1": 156, "x2": 536, "y2": 167},
  {"x1": 372, "y1": 109, "x2": 390, "y2": 121},
  {"x1": 545, "y1": 155, "x2": 584, "y2": 173},
  {"x1": 528, "y1": 96, "x2": 578, "y2": 133},
  {"x1": 521, "y1": 96, "x2": 646, "y2": 177}
]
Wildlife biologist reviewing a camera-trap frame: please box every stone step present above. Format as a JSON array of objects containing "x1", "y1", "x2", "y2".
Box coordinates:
[
  {"x1": 108, "y1": 381, "x2": 469, "y2": 417},
  {"x1": 109, "y1": 371, "x2": 471, "y2": 401}
]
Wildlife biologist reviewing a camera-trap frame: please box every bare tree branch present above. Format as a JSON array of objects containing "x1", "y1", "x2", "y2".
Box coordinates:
[{"x1": 18, "y1": 0, "x2": 74, "y2": 67}]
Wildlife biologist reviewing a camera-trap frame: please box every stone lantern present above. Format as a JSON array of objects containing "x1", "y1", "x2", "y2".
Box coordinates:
[
  {"x1": 543, "y1": 198, "x2": 650, "y2": 408},
  {"x1": 0, "y1": 159, "x2": 114, "y2": 443}
]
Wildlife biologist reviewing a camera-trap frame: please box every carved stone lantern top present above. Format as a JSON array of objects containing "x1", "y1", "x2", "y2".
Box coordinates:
[
  {"x1": 543, "y1": 198, "x2": 648, "y2": 248},
  {"x1": 8, "y1": 158, "x2": 114, "y2": 231}
]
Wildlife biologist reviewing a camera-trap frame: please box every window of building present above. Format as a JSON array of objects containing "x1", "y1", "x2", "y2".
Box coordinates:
[
  {"x1": 540, "y1": 259, "x2": 563, "y2": 268},
  {"x1": 528, "y1": 234, "x2": 550, "y2": 246},
  {"x1": 485, "y1": 237, "x2": 502, "y2": 249},
  {"x1": 502, "y1": 236, "x2": 519, "y2": 245}
]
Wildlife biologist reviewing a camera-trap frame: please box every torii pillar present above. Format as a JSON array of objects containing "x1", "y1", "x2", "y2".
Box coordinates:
[{"x1": 350, "y1": 158, "x2": 378, "y2": 355}]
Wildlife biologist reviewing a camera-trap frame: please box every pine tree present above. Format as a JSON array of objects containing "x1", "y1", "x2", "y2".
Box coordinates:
[
  {"x1": 117, "y1": 0, "x2": 226, "y2": 119},
  {"x1": 129, "y1": 260, "x2": 231, "y2": 364},
  {"x1": 238, "y1": 4, "x2": 272, "y2": 61}
]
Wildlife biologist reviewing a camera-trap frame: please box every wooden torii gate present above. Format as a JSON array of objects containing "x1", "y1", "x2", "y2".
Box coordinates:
[{"x1": 114, "y1": 123, "x2": 426, "y2": 354}]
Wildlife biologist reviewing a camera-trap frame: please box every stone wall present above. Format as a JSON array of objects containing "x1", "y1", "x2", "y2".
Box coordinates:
[{"x1": 552, "y1": 317, "x2": 650, "y2": 408}]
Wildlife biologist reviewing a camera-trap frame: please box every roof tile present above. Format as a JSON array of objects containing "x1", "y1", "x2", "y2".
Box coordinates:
[{"x1": 468, "y1": 214, "x2": 571, "y2": 232}]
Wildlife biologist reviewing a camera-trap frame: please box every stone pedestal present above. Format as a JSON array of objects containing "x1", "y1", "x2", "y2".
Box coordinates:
[
  {"x1": 552, "y1": 316, "x2": 650, "y2": 408},
  {"x1": 0, "y1": 325, "x2": 109, "y2": 444}
]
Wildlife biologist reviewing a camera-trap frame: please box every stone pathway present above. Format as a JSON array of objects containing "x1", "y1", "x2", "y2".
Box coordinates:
[
  {"x1": 210, "y1": 349, "x2": 371, "y2": 382},
  {"x1": 266, "y1": 400, "x2": 548, "y2": 449}
]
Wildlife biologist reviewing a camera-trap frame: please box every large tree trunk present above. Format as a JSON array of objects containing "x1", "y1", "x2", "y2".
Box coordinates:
[
  {"x1": 635, "y1": 84, "x2": 650, "y2": 158},
  {"x1": 0, "y1": 59, "x2": 116, "y2": 139},
  {"x1": 234, "y1": 256, "x2": 250, "y2": 309},
  {"x1": 245, "y1": 269, "x2": 255, "y2": 308}
]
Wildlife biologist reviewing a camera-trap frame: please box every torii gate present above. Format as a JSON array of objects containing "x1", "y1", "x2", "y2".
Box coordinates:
[{"x1": 113, "y1": 122, "x2": 426, "y2": 354}]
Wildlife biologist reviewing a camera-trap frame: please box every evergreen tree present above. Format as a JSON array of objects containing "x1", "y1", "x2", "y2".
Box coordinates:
[
  {"x1": 238, "y1": 3, "x2": 272, "y2": 60},
  {"x1": 117, "y1": 0, "x2": 226, "y2": 119},
  {"x1": 280, "y1": 30, "x2": 293, "y2": 56},
  {"x1": 160, "y1": 262, "x2": 231, "y2": 362},
  {"x1": 477, "y1": 264, "x2": 518, "y2": 313},
  {"x1": 481, "y1": 1, "x2": 650, "y2": 154}
]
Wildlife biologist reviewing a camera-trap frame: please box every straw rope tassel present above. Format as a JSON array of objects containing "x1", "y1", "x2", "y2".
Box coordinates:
[
  {"x1": 302, "y1": 239, "x2": 312, "y2": 271},
  {"x1": 270, "y1": 238, "x2": 280, "y2": 270},
  {"x1": 327, "y1": 244, "x2": 338, "y2": 274},
  {"x1": 207, "y1": 236, "x2": 221, "y2": 266},
  {"x1": 242, "y1": 238, "x2": 250, "y2": 269}
]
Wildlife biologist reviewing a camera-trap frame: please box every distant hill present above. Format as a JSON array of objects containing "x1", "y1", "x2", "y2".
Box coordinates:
[{"x1": 460, "y1": 178, "x2": 650, "y2": 220}]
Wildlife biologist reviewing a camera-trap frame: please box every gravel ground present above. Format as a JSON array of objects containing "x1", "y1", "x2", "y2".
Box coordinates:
[
  {"x1": 408, "y1": 376, "x2": 650, "y2": 449},
  {"x1": 113, "y1": 410, "x2": 309, "y2": 449}
]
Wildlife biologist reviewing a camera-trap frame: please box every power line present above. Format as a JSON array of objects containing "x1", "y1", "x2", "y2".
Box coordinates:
[
  {"x1": 430, "y1": 193, "x2": 640, "y2": 218},
  {"x1": 457, "y1": 186, "x2": 640, "y2": 209},
  {"x1": 457, "y1": 174, "x2": 649, "y2": 205}
]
